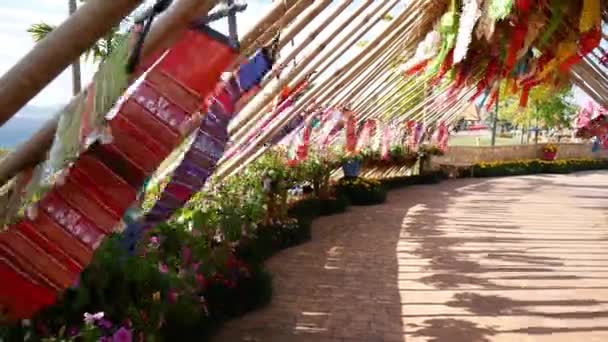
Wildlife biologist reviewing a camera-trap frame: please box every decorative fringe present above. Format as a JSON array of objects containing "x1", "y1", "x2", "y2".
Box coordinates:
[
  {"x1": 476, "y1": 0, "x2": 496, "y2": 41},
  {"x1": 580, "y1": 0, "x2": 601, "y2": 33},
  {"x1": 488, "y1": 0, "x2": 513, "y2": 20},
  {"x1": 453, "y1": 0, "x2": 481, "y2": 64}
]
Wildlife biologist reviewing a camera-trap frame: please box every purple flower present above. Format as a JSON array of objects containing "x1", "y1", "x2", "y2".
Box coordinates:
[
  {"x1": 158, "y1": 262, "x2": 169, "y2": 274},
  {"x1": 191, "y1": 262, "x2": 201, "y2": 272},
  {"x1": 98, "y1": 318, "x2": 113, "y2": 329},
  {"x1": 67, "y1": 326, "x2": 79, "y2": 337},
  {"x1": 112, "y1": 327, "x2": 133, "y2": 342},
  {"x1": 168, "y1": 290, "x2": 179, "y2": 303}
]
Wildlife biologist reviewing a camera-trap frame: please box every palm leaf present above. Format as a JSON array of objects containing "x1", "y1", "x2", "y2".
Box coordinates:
[{"x1": 27, "y1": 22, "x2": 56, "y2": 42}]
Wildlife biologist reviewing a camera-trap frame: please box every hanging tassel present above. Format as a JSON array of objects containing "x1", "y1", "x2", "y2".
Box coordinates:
[
  {"x1": 515, "y1": 0, "x2": 531, "y2": 12},
  {"x1": 355, "y1": 120, "x2": 374, "y2": 153},
  {"x1": 485, "y1": 87, "x2": 499, "y2": 111},
  {"x1": 505, "y1": 17, "x2": 529, "y2": 73},
  {"x1": 427, "y1": 1, "x2": 459, "y2": 76},
  {"x1": 488, "y1": 0, "x2": 514, "y2": 20},
  {"x1": 345, "y1": 111, "x2": 357, "y2": 153},
  {"x1": 402, "y1": 59, "x2": 429, "y2": 76},
  {"x1": 558, "y1": 29, "x2": 600, "y2": 73},
  {"x1": 519, "y1": 85, "x2": 531, "y2": 108},
  {"x1": 537, "y1": 0, "x2": 563, "y2": 48},
  {"x1": 454, "y1": 0, "x2": 482, "y2": 64},
  {"x1": 580, "y1": 0, "x2": 601, "y2": 33}
]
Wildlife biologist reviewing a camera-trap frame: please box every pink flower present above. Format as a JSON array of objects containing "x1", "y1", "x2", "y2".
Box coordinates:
[
  {"x1": 168, "y1": 290, "x2": 179, "y2": 303},
  {"x1": 112, "y1": 327, "x2": 133, "y2": 342},
  {"x1": 181, "y1": 247, "x2": 192, "y2": 266},
  {"x1": 195, "y1": 273, "x2": 207, "y2": 289},
  {"x1": 158, "y1": 262, "x2": 169, "y2": 274}
]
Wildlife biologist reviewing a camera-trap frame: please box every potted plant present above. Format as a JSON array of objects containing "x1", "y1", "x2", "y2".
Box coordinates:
[
  {"x1": 340, "y1": 153, "x2": 362, "y2": 178},
  {"x1": 542, "y1": 143, "x2": 558, "y2": 161}
]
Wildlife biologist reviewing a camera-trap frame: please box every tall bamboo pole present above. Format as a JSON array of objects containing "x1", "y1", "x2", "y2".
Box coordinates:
[
  {"x1": 218, "y1": 3, "x2": 423, "y2": 178},
  {"x1": 261, "y1": 0, "x2": 355, "y2": 86},
  {"x1": 229, "y1": 0, "x2": 383, "y2": 140},
  {"x1": 0, "y1": 0, "x2": 143, "y2": 126}
]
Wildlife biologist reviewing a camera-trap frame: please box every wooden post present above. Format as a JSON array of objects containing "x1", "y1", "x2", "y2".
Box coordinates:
[{"x1": 0, "y1": 0, "x2": 143, "y2": 126}]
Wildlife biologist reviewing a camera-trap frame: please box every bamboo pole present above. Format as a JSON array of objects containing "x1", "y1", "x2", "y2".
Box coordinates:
[
  {"x1": 226, "y1": 0, "x2": 406, "y2": 158},
  {"x1": 0, "y1": 0, "x2": 144, "y2": 127},
  {"x1": 248, "y1": 0, "x2": 315, "y2": 49},
  {"x1": 0, "y1": 0, "x2": 219, "y2": 186},
  {"x1": 229, "y1": 0, "x2": 383, "y2": 139},
  {"x1": 298, "y1": 1, "x2": 431, "y2": 114},
  {"x1": 273, "y1": 0, "x2": 333, "y2": 50},
  {"x1": 218, "y1": 3, "x2": 424, "y2": 178},
  {"x1": 261, "y1": 0, "x2": 355, "y2": 86},
  {"x1": 239, "y1": 0, "x2": 302, "y2": 55}
]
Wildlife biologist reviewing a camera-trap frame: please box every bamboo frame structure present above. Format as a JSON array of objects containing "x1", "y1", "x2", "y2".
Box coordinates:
[{"x1": 218, "y1": 0, "x2": 444, "y2": 178}]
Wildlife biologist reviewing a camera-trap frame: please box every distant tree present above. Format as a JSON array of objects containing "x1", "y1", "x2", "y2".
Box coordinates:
[
  {"x1": 499, "y1": 83, "x2": 577, "y2": 129},
  {"x1": 27, "y1": 0, "x2": 130, "y2": 95}
]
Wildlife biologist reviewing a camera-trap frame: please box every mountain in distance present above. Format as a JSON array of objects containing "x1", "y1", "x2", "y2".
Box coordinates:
[{"x1": 0, "y1": 105, "x2": 59, "y2": 149}]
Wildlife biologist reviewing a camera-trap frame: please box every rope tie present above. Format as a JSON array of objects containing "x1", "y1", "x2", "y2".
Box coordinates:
[{"x1": 126, "y1": 0, "x2": 173, "y2": 74}]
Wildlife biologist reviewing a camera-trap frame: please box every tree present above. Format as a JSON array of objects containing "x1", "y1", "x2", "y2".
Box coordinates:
[
  {"x1": 498, "y1": 83, "x2": 578, "y2": 129},
  {"x1": 27, "y1": 0, "x2": 128, "y2": 95}
]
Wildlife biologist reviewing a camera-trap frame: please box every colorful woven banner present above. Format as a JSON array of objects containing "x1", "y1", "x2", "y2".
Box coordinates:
[
  {"x1": 0, "y1": 25, "x2": 237, "y2": 320},
  {"x1": 122, "y1": 48, "x2": 276, "y2": 254}
]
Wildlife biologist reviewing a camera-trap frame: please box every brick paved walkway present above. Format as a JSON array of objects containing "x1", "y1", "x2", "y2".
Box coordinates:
[{"x1": 213, "y1": 171, "x2": 608, "y2": 342}]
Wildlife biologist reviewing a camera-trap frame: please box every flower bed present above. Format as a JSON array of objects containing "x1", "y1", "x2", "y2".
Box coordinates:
[
  {"x1": 335, "y1": 177, "x2": 387, "y2": 205},
  {"x1": 471, "y1": 158, "x2": 608, "y2": 178}
]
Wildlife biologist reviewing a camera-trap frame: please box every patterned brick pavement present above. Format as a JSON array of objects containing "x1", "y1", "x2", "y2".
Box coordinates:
[{"x1": 213, "y1": 171, "x2": 608, "y2": 342}]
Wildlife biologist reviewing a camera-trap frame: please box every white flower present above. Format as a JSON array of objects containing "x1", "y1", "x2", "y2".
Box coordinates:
[{"x1": 83, "y1": 312, "x2": 104, "y2": 324}]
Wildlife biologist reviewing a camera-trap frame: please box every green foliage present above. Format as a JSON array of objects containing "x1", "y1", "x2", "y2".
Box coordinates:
[
  {"x1": 27, "y1": 0, "x2": 130, "y2": 62},
  {"x1": 498, "y1": 83, "x2": 578, "y2": 128}
]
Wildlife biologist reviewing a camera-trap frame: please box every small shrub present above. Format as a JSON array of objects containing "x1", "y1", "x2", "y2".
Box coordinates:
[{"x1": 335, "y1": 177, "x2": 387, "y2": 205}]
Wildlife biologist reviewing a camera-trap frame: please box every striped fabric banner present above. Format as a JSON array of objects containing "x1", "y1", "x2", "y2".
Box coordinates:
[{"x1": 122, "y1": 49, "x2": 275, "y2": 253}]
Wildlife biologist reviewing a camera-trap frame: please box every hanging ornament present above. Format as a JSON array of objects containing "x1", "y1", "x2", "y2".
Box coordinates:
[
  {"x1": 558, "y1": 29, "x2": 600, "y2": 73},
  {"x1": 454, "y1": 0, "x2": 482, "y2": 64},
  {"x1": 516, "y1": 13, "x2": 546, "y2": 61},
  {"x1": 537, "y1": 0, "x2": 563, "y2": 49},
  {"x1": 476, "y1": 0, "x2": 497, "y2": 41},
  {"x1": 515, "y1": 0, "x2": 531, "y2": 13},
  {"x1": 401, "y1": 30, "x2": 441, "y2": 75},
  {"x1": 426, "y1": 0, "x2": 460, "y2": 76},
  {"x1": 579, "y1": 0, "x2": 601, "y2": 33},
  {"x1": 505, "y1": 16, "x2": 529, "y2": 74}
]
